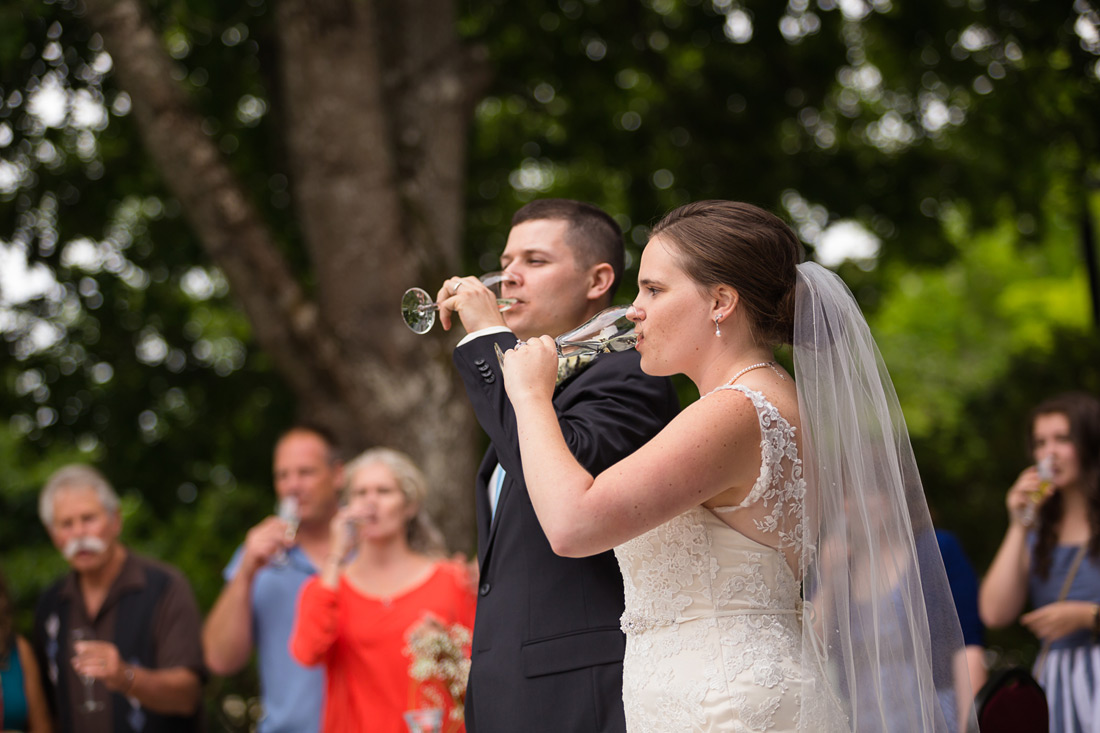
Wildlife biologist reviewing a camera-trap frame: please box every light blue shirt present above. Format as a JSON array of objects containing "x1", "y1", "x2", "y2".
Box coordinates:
[{"x1": 224, "y1": 545, "x2": 324, "y2": 733}]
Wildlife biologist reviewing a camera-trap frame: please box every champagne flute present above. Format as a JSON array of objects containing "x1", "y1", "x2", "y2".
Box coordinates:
[
  {"x1": 271, "y1": 495, "x2": 300, "y2": 567},
  {"x1": 555, "y1": 305, "x2": 637, "y2": 357},
  {"x1": 401, "y1": 272, "x2": 517, "y2": 334},
  {"x1": 70, "y1": 627, "x2": 105, "y2": 712},
  {"x1": 493, "y1": 305, "x2": 636, "y2": 368},
  {"x1": 1022, "y1": 456, "x2": 1055, "y2": 526}
]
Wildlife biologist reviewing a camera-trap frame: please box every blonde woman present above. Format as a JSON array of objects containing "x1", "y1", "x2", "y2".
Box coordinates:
[{"x1": 290, "y1": 448, "x2": 475, "y2": 733}]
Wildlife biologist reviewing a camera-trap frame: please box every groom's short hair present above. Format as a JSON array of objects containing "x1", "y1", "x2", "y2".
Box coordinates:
[{"x1": 512, "y1": 199, "x2": 625, "y2": 300}]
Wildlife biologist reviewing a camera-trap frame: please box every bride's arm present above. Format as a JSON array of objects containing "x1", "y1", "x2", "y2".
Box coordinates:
[{"x1": 504, "y1": 336, "x2": 762, "y2": 557}]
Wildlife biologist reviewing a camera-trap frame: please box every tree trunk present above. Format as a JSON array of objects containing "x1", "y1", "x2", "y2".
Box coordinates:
[{"x1": 79, "y1": 0, "x2": 490, "y2": 550}]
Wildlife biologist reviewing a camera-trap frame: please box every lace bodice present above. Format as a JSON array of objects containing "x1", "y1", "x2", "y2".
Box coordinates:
[{"x1": 614, "y1": 386, "x2": 819, "y2": 733}]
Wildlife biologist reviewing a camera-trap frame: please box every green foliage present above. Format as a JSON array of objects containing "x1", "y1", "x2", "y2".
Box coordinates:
[
  {"x1": 875, "y1": 186, "x2": 1094, "y2": 440},
  {"x1": 912, "y1": 327, "x2": 1100, "y2": 670},
  {"x1": 0, "y1": 0, "x2": 295, "y2": 628}
]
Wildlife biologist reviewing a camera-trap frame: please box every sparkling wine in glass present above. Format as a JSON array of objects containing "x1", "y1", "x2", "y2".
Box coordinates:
[
  {"x1": 1022, "y1": 456, "x2": 1055, "y2": 526},
  {"x1": 494, "y1": 305, "x2": 636, "y2": 367},
  {"x1": 70, "y1": 627, "x2": 105, "y2": 712},
  {"x1": 271, "y1": 495, "x2": 300, "y2": 567},
  {"x1": 401, "y1": 272, "x2": 517, "y2": 334},
  {"x1": 555, "y1": 305, "x2": 637, "y2": 357}
]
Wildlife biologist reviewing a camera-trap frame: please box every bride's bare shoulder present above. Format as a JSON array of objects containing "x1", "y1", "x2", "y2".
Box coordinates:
[{"x1": 702, "y1": 374, "x2": 800, "y2": 428}]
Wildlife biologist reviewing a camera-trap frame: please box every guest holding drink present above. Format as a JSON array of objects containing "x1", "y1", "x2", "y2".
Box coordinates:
[
  {"x1": 203, "y1": 425, "x2": 343, "y2": 733},
  {"x1": 290, "y1": 448, "x2": 476, "y2": 733},
  {"x1": 980, "y1": 392, "x2": 1100, "y2": 733},
  {"x1": 1, "y1": 568, "x2": 52, "y2": 732},
  {"x1": 31, "y1": 464, "x2": 204, "y2": 732}
]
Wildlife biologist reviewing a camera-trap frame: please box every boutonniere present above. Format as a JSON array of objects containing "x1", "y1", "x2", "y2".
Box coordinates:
[{"x1": 556, "y1": 352, "x2": 598, "y2": 386}]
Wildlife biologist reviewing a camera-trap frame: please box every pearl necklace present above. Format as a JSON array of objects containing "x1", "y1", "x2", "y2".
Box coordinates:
[
  {"x1": 705, "y1": 361, "x2": 782, "y2": 398},
  {"x1": 728, "y1": 360, "x2": 779, "y2": 384}
]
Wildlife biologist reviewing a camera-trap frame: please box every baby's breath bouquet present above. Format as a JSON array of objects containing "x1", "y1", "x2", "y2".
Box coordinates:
[{"x1": 405, "y1": 615, "x2": 472, "y2": 732}]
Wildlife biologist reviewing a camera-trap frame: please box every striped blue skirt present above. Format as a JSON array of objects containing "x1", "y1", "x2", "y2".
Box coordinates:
[{"x1": 1036, "y1": 643, "x2": 1100, "y2": 733}]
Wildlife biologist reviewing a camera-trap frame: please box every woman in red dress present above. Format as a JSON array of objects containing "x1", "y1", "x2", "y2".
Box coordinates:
[{"x1": 290, "y1": 448, "x2": 476, "y2": 733}]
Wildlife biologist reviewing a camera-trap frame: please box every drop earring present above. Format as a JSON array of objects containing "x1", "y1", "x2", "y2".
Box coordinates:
[{"x1": 714, "y1": 316, "x2": 722, "y2": 337}]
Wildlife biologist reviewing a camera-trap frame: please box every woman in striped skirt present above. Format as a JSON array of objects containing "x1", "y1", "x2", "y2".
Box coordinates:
[{"x1": 980, "y1": 392, "x2": 1100, "y2": 733}]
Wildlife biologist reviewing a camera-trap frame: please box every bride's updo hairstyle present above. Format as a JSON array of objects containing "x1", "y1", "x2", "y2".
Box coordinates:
[{"x1": 649, "y1": 200, "x2": 803, "y2": 347}]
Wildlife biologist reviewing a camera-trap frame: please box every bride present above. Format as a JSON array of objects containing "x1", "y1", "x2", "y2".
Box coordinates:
[{"x1": 498, "y1": 200, "x2": 974, "y2": 732}]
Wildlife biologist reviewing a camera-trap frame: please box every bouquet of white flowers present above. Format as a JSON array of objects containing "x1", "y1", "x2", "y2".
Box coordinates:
[{"x1": 405, "y1": 615, "x2": 472, "y2": 732}]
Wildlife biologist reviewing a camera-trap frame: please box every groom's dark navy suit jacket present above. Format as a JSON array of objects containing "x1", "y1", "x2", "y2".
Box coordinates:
[{"x1": 455, "y1": 331, "x2": 679, "y2": 733}]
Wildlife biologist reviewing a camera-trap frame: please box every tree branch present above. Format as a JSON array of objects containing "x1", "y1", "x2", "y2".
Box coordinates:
[{"x1": 79, "y1": 0, "x2": 360, "y2": 430}]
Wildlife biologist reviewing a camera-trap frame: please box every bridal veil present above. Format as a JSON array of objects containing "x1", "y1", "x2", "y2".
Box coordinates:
[{"x1": 793, "y1": 262, "x2": 976, "y2": 733}]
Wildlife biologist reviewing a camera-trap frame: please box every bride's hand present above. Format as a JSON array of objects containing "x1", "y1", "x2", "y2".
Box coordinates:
[{"x1": 501, "y1": 336, "x2": 558, "y2": 405}]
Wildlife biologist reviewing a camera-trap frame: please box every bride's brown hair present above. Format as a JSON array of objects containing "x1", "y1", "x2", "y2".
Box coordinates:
[{"x1": 649, "y1": 200, "x2": 803, "y2": 347}]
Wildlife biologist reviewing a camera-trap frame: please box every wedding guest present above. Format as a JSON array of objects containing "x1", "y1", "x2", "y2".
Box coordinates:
[
  {"x1": 498, "y1": 200, "x2": 973, "y2": 731},
  {"x1": 980, "y1": 392, "x2": 1100, "y2": 733},
  {"x1": 1, "y1": 567, "x2": 52, "y2": 732},
  {"x1": 32, "y1": 464, "x2": 204, "y2": 732},
  {"x1": 935, "y1": 527, "x2": 987, "y2": 731},
  {"x1": 290, "y1": 448, "x2": 476, "y2": 733},
  {"x1": 436, "y1": 199, "x2": 680, "y2": 732},
  {"x1": 203, "y1": 425, "x2": 342, "y2": 733}
]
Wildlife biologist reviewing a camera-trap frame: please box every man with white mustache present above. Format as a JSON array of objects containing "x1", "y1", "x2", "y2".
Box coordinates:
[{"x1": 31, "y1": 464, "x2": 204, "y2": 732}]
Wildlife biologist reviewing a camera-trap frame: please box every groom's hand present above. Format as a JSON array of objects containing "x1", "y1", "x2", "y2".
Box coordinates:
[{"x1": 436, "y1": 276, "x2": 507, "y2": 333}]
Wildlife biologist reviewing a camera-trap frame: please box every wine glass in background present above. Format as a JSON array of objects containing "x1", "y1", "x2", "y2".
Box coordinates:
[
  {"x1": 494, "y1": 305, "x2": 636, "y2": 367},
  {"x1": 270, "y1": 495, "x2": 300, "y2": 567},
  {"x1": 344, "y1": 514, "x2": 361, "y2": 548},
  {"x1": 1022, "y1": 456, "x2": 1055, "y2": 527},
  {"x1": 70, "y1": 627, "x2": 105, "y2": 712},
  {"x1": 401, "y1": 272, "x2": 517, "y2": 334}
]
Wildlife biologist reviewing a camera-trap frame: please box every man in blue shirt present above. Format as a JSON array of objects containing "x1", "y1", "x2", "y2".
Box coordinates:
[{"x1": 202, "y1": 426, "x2": 343, "y2": 733}]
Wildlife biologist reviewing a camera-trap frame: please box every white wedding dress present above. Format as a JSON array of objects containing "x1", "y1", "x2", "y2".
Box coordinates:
[
  {"x1": 610, "y1": 262, "x2": 974, "y2": 732},
  {"x1": 615, "y1": 385, "x2": 839, "y2": 733}
]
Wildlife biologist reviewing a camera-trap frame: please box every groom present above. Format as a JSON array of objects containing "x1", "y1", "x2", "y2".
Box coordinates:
[{"x1": 437, "y1": 199, "x2": 679, "y2": 732}]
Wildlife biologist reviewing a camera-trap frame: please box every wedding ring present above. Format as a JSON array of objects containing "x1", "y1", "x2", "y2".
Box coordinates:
[
  {"x1": 514, "y1": 339, "x2": 525, "y2": 351},
  {"x1": 451, "y1": 282, "x2": 463, "y2": 294}
]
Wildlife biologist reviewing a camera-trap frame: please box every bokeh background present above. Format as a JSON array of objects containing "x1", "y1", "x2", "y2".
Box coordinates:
[{"x1": 2, "y1": 0, "x2": 1099, "y2": 728}]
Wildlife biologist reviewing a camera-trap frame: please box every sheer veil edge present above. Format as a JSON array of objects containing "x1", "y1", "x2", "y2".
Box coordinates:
[{"x1": 793, "y1": 261, "x2": 976, "y2": 733}]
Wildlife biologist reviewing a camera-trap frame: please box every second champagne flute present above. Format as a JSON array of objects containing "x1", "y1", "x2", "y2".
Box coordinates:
[{"x1": 494, "y1": 305, "x2": 636, "y2": 367}]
